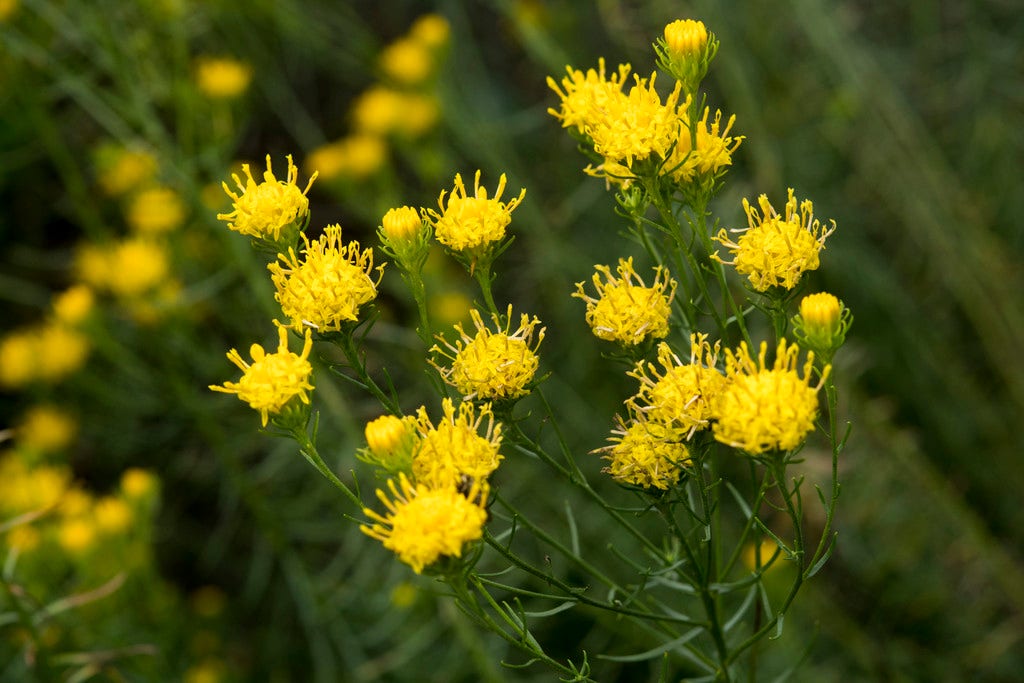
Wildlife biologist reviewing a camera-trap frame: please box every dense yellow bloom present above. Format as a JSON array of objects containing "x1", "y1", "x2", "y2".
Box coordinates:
[
  {"x1": 427, "y1": 171, "x2": 526, "y2": 253},
  {"x1": 195, "y1": 56, "x2": 253, "y2": 99},
  {"x1": 2, "y1": 324, "x2": 91, "y2": 387},
  {"x1": 379, "y1": 38, "x2": 434, "y2": 85},
  {"x1": 95, "y1": 145, "x2": 158, "y2": 196},
  {"x1": 547, "y1": 58, "x2": 632, "y2": 135},
  {"x1": 361, "y1": 473, "x2": 488, "y2": 574},
  {"x1": 666, "y1": 108, "x2": 743, "y2": 184},
  {"x1": 121, "y1": 468, "x2": 159, "y2": 500},
  {"x1": 52, "y1": 285, "x2": 94, "y2": 325},
  {"x1": 125, "y1": 186, "x2": 186, "y2": 234},
  {"x1": 352, "y1": 88, "x2": 438, "y2": 137},
  {"x1": 573, "y1": 257, "x2": 677, "y2": 346},
  {"x1": 628, "y1": 334, "x2": 726, "y2": 436},
  {"x1": 598, "y1": 416, "x2": 690, "y2": 490},
  {"x1": 413, "y1": 398, "x2": 503, "y2": 489},
  {"x1": 714, "y1": 189, "x2": 835, "y2": 292},
  {"x1": 363, "y1": 414, "x2": 419, "y2": 473},
  {"x1": 712, "y1": 339, "x2": 828, "y2": 454},
  {"x1": 17, "y1": 404, "x2": 77, "y2": 454},
  {"x1": 307, "y1": 136, "x2": 388, "y2": 182},
  {"x1": 107, "y1": 238, "x2": 170, "y2": 297},
  {"x1": 269, "y1": 225, "x2": 384, "y2": 333},
  {"x1": 218, "y1": 155, "x2": 317, "y2": 242},
  {"x1": 209, "y1": 325, "x2": 314, "y2": 426},
  {"x1": 410, "y1": 13, "x2": 450, "y2": 48},
  {"x1": 431, "y1": 306, "x2": 545, "y2": 401},
  {"x1": 587, "y1": 73, "x2": 686, "y2": 168},
  {"x1": 0, "y1": 457, "x2": 69, "y2": 514}
]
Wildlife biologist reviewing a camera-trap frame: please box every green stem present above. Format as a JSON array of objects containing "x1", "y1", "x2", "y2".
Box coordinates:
[
  {"x1": 0, "y1": 572, "x2": 51, "y2": 682},
  {"x1": 290, "y1": 426, "x2": 362, "y2": 509},
  {"x1": 473, "y1": 261, "x2": 501, "y2": 319},
  {"x1": 335, "y1": 329, "x2": 400, "y2": 414}
]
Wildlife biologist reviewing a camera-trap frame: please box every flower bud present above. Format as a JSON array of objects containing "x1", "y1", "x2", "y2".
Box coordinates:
[
  {"x1": 381, "y1": 206, "x2": 424, "y2": 244},
  {"x1": 378, "y1": 206, "x2": 431, "y2": 275},
  {"x1": 793, "y1": 292, "x2": 851, "y2": 363},
  {"x1": 655, "y1": 18, "x2": 718, "y2": 94},
  {"x1": 362, "y1": 414, "x2": 418, "y2": 475},
  {"x1": 663, "y1": 19, "x2": 708, "y2": 60}
]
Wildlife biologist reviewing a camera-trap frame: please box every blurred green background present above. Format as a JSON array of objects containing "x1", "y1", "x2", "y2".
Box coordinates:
[{"x1": 1, "y1": 0, "x2": 1022, "y2": 681}]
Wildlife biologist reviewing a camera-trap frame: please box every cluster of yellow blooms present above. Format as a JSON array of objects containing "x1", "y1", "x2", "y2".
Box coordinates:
[
  {"x1": 0, "y1": 285, "x2": 93, "y2": 388},
  {"x1": 573, "y1": 257, "x2": 677, "y2": 346},
  {"x1": 307, "y1": 13, "x2": 450, "y2": 183}
]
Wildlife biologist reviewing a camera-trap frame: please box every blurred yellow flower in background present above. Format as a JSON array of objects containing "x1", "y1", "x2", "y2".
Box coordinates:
[
  {"x1": 195, "y1": 56, "x2": 253, "y2": 99},
  {"x1": 126, "y1": 186, "x2": 187, "y2": 234}
]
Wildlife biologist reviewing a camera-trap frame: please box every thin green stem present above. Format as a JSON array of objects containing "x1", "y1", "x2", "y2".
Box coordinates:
[
  {"x1": 334, "y1": 329, "x2": 400, "y2": 414},
  {"x1": 290, "y1": 427, "x2": 362, "y2": 510},
  {"x1": 473, "y1": 262, "x2": 501, "y2": 319}
]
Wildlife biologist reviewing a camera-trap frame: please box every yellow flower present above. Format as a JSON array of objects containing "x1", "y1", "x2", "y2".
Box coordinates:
[
  {"x1": 663, "y1": 19, "x2": 709, "y2": 58},
  {"x1": 107, "y1": 238, "x2": 170, "y2": 297},
  {"x1": 307, "y1": 136, "x2": 387, "y2": 181},
  {"x1": 666, "y1": 108, "x2": 743, "y2": 184},
  {"x1": 427, "y1": 170, "x2": 526, "y2": 254},
  {"x1": 428, "y1": 290, "x2": 473, "y2": 327},
  {"x1": 431, "y1": 306, "x2": 545, "y2": 401},
  {"x1": 585, "y1": 73, "x2": 687, "y2": 169},
  {"x1": 379, "y1": 37, "x2": 434, "y2": 85},
  {"x1": 121, "y1": 468, "x2": 159, "y2": 500},
  {"x1": 351, "y1": 87, "x2": 404, "y2": 135},
  {"x1": 363, "y1": 414, "x2": 419, "y2": 474},
  {"x1": 380, "y1": 206, "x2": 425, "y2": 245},
  {"x1": 409, "y1": 13, "x2": 450, "y2": 49},
  {"x1": 742, "y1": 539, "x2": 783, "y2": 573},
  {"x1": 59, "y1": 517, "x2": 96, "y2": 554},
  {"x1": 361, "y1": 473, "x2": 488, "y2": 574},
  {"x1": 95, "y1": 145, "x2": 157, "y2": 196},
  {"x1": 392, "y1": 93, "x2": 439, "y2": 138},
  {"x1": 572, "y1": 257, "x2": 677, "y2": 346},
  {"x1": 0, "y1": 457, "x2": 69, "y2": 514},
  {"x1": 713, "y1": 189, "x2": 836, "y2": 292},
  {"x1": 195, "y1": 56, "x2": 253, "y2": 99},
  {"x1": 52, "y1": 285, "x2": 94, "y2": 325},
  {"x1": 597, "y1": 416, "x2": 690, "y2": 490},
  {"x1": 17, "y1": 404, "x2": 78, "y2": 454},
  {"x1": 413, "y1": 398, "x2": 503, "y2": 490},
  {"x1": 34, "y1": 323, "x2": 90, "y2": 382},
  {"x1": 0, "y1": 0, "x2": 19, "y2": 22},
  {"x1": 94, "y1": 496, "x2": 132, "y2": 534},
  {"x1": 657, "y1": 19, "x2": 718, "y2": 93},
  {"x1": 0, "y1": 329, "x2": 36, "y2": 388},
  {"x1": 125, "y1": 186, "x2": 186, "y2": 234},
  {"x1": 269, "y1": 225, "x2": 384, "y2": 333},
  {"x1": 547, "y1": 58, "x2": 632, "y2": 135},
  {"x1": 712, "y1": 339, "x2": 829, "y2": 454},
  {"x1": 793, "y1": 292, "x2": 851, "y2": 361},
  {"x1": 218, "y1": 155, "x2": 317, "y2": 243},
  {"x1": 628, "y1": 334, "x2": 726, "y2": 436},
  {"x1": 209, "y1": 325, "x2": 314, "y2": 426}
]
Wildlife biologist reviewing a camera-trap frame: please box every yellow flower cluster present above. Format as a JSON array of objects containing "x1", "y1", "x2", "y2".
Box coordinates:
[
  {"x1": 712, "y1": 339, "x2": 828, "y2": 454},
  {"x1": 598, "y1": 417, "x2": 691, "y2": 490},
  {"x1": 125, "y1": 186, "x2": 187, "y2": 235},
  {"x1": 94, "y1": 144, "x2": 158, "y2": 197},
  {"x1": 209, "y1": 325, "x2": 314, "y2": 427},
  {"x1": 360, "y1": 398, "x2": 501, "y2": 574},
  {"x1": 218, "y1": 155, "x2": 318, "y2": 243},
  {"x1": 361, "y1": 474, "x2": 487, "y2": 574},
  {"x1": 573, "y1": 257, "x2": 676, "y2": 346},
  {"x1": 270, "y1": 225, "x2": 384, "y2": 334},
  {"x1": 431, "y1": 306, "x2": 545, "y2": 401},
  {"x1": 714, "y1": 188, "x2": 836, "y2": 292},
  {"x1": 427, "y1": 170, "x2": 526, "y2": 255},
  {"x1": 628, "y1": 334, "x2": 726, "y2": 436},
  {"x1": 15, "y1": 404, "x2": 78, "y2": 455},
  {"x1": 666, "y1": 108, "x2": 743, "y2": 185},
  {"x1": 194, "y1": 56, "x2": 253, "y2": 99},
  {"x1": 308, "y1": 13, "x2": 449, "y2": 183}
]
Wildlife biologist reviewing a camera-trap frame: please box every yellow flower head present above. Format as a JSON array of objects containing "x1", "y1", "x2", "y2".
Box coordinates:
[
  {"x1": 126, "y1": 186, "x2": 187, "y2": 235},
  {"x1": 194, "y1": 56, "x2": 253, "y2": 99},
  {"x1": 52, "y1": 285, "x2": 94, "y2": 326},
  {"x1": 0, "y1": 330, "x2": 36, "y2": 388},
  {"x1": 547, "y1": 58, "x2": 632, "y2": 135},
  {"x1": 0, "y1": 458, "x2": 69, "y2": 515},
  {"x1": 34, "y1": 323, "x2": 90, "y2": 382},
  {"x1": 379, "y1": 37, "x2": 434, "y2": 85},
  {"x1": 306, "y1": 135, "x2": 387, "y2": 182},
  {"x1": 269, "y1": 225, "x2": 384, "y2": 333},
  {"x1": 107, "y1": 237, "x2": 170, "y2": 297},
  {"x1": 413, "y1": 398, "x2": 503, "y2": 489},
  {"x1": 121, "y1": 468, "x2": 159, "y2": 500},
  {"x1": 217, "y1": 155, "x2": 317, "y2": 242},
  {"x1": 431, "y1": 306, "x2": 545, "y2": 401},
  {"x1": 361, "y1": 473, "x2": 488, "y2": 574},
  {"x1": 586, "y1": 73, "x2": 687, "y2": 169},
  {"x1": 628, "y1": 334, "x2": 726, "y2": 436},
  {"x1": 573, "y1": 257, "x2": 677, "y2": 346},
  {"x1": 363, "y1": 414, "x2": 419, "y2": 474},
  {"x1": 380, "y1": 205, "x2": 426, "y2": 245},
  {"x1": 714, "y1": 189, "x2": 836, "y2": 292},
  {"x1": 663, "y1": 19, "x2": 709, "y2": 58},
  {"x1": 409, "y1": 14, "x2": 451, "y2": 49},
  {"x1": 427, "y1": 170, "x2": 526, "y2": 254},
  {"x1": 598, "y1": 415, "x2": 691, "y2": 490},
  {"x1": 209, "y1": 325, "x2": 314, "y2": 426},
  {"x1": 95, "y1": 145, "x2": 158, "y2": 196},
  {"x1": 712, "y1": 339, "x2": 829, "y2": 454},
  {"x1": 59, "y1": 517, "x2": 96, "y2": 554},
  {"x1": 17, "y1": 404, "x2": 78, "y2": 454},
  {"x1": 94, "y1": 496, "x2": 132, "y2": 534},
  {"x1": 667, "y1": 108, "x2": 743, "y2": 184}
]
